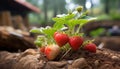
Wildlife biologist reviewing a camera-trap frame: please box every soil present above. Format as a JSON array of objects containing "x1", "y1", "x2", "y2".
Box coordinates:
[{"x1": 0, "y1": 48, "x2": 120, "y2": 69}]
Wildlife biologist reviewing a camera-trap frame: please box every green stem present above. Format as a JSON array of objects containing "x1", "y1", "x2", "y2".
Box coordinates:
[
  {"x1": 76, "y1": 24, "x2": 81, "y2": 34},
  {"x1": 67, "y1": 27, "x2": 72, "y2": 36},
  {"x1": 72, "y1": 26, "x2": 75, "y2": 35}
]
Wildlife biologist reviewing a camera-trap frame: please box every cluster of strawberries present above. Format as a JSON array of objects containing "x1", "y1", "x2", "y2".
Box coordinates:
[
  {"x1": 40, "y1": 32, "x2": 96, "y2": 60},
  {"x1": 54, "y1": 32, "x2": 96, "y2": 52},
  {"x1": 31, "y1": 6, "x2": 97, "y2": 60}
]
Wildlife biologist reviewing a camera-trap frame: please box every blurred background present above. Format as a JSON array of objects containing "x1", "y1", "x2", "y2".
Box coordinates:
[
  {"x1": 0, "y1": 0, "x2": 120, "y2": 52},
  {"x1": 28, "y1": 0, "x2": 120, "y2": 26}
]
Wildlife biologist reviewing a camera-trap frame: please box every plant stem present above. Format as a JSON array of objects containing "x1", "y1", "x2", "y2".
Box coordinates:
[
  {"x1": 72, "y1": 26, "x2": 75, "y2": 35},
  {"x1": 76, "y1": 24, "x2": 81, "y2": 34}
]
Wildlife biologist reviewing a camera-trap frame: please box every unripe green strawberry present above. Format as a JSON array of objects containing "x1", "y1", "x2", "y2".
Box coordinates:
[
  {"x1": 54, "y1": 32, "x2": 69, "y2": 47},
  {"x1": 83, "y1": 43, "x2": 96, "y2": 53},
  {"x1": 44, "y1": 44, "x2": 60, "y2": 60},
  {"x1": 69, "y1": 36, "x2": 83, "y2": 50}
]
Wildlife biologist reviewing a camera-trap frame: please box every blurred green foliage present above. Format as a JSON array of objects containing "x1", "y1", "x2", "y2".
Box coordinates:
[
  {"x1": 97, "y1": 14, "x2": 111, "y2": 20},
  {"x1": 90, "y1": 28, "x2": 106, "y2": 37},
  {"x1": 110, "y1": 12, "x2": 120, "y2": 20},
  {"x1": 27, "y1": 0, "x2": 120, "y2": 26},
  {"x1": 97, "y1": 12, "x2": 120, "y2": 21}
]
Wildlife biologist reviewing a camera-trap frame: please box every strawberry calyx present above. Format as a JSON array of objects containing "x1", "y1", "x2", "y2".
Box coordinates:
[{"x1": 82, "y1": 39, "x2": 95, "y2": 47}]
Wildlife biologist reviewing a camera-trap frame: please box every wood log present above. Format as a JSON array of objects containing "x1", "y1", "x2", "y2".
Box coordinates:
[
  {"x1": 83, "y1": 20, "x2": 120, "y2": 36},
  {"x1": 0, "y1": 26, "x2": 36, "y2": 52},
  {"x1": 84, "y1": 36, "x2": 120, "y2": 51},
  {"x1": 94, "y1": 36, "x2": 120, "y2": 51}
]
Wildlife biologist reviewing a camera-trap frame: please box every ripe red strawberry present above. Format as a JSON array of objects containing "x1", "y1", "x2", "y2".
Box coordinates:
[
  {"x1": 44, "y1": 44, "x2": 60, "y2": 60},
  {"x1": 54, "y1": 32, "x2": 69, "y2": 47},
  {"x1": 84, "y1": 43, "x2": 96, "y2": 53},
  {"x1": 69, "y1": 36, "x2": 83, "y2": 50}
]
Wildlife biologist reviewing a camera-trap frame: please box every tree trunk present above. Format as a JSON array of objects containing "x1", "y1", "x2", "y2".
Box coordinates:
[
  {"x1": 43, "y1": 0, "x2": 48, "y2": 24},
  {"x1": 104, "y1": 0, "x2": 109, "y2": 14},
  {"x1": 53, "y1": 0, "x2": 58, "y2": 17},
  {"x1": 90, "y1": 0, "x2": 93, "y2": 15},
  {"x1": 83, "y1": 0, "x2": 87, "y2": 11},
  {"x1": 58, "y1": 0, "x2": 65, "y2": 14}
]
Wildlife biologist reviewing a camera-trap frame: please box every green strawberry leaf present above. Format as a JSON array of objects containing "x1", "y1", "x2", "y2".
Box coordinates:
[
  {"x1": 64, "y1": 14, "x2": 75, "y2": 20},
  {"x1": 42, "y1": 28, "x2": 56, "y2": 37},
  {"x1": 52, "y1": 17, "x2": 66, "y2": 30},
  {"x1": 53, "y1": 22, "x2": 65, "y2": 30},
  {"x1": 80, "y1": 17, "x2": 97, "y2": 27},
  {"x1": 34, "y1": 40, "x2": 42, "y2": 47},
  {"x1": 52, "y1": 17, "x2": 65, "y2": 22},
  {"x1": 30, "y1": 28, "x2": 42, "y2": 34}
]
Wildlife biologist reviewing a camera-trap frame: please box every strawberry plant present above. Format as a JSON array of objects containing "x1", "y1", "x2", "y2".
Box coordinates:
[{"x1": 30, "y1": 6, "x2": 97, "y2": 60}]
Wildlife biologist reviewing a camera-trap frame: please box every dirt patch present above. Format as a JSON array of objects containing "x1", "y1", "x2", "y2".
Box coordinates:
[{"x1": 0, "y1": 48, "x2": 120, "y2": 69}]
